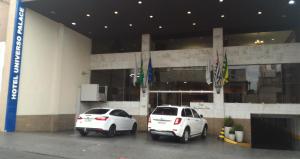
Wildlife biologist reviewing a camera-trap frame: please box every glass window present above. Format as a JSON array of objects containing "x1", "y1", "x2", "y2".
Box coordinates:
[
  {"x1": 151, "y1": 67, "x2": 212, "y2": 91},
  {"x1": 110, "y1": 110, "x2": 122, "y2": 116},
  {"x1": 184, "y1": 109, "x2": 193, "y2": 117},
  {"x1": 85, "y1": 109, "x2": 109, "y2": 114},
  {"x1": 224, "y1": 30, "x2": 295, "y2": 47},
  {"x1": 224, "y1": 64, "x2": 300, "y2": 104},
  {"x1": 90, "y1": 69, "x2": 140, "y2": 101},
  {"x1": 149, "y1": 67, "x2": 213, "y2": 105},
  {"x1": 152, "y1": 35, "x2": 212, "y2": 51},
  {"x1": 152, "y1": 107, "x2": 178, "y2": 116},
  {"x1": 119, "y1": 110, "x2": 130, "y2": 117},
  {"x1": 192, "y1": 109, "x2": 200, "y2": 118},
  {"x1": 181, "y1": 109, "x2": 186, "y2": 117}
]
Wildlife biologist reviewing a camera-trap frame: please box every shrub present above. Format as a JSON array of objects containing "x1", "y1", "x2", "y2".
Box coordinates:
[
  {"x1": 229, "y1": 127, "x2": 235, "y2": 134},
  {"x1": 233, "y1": 124, "x2": 244, "y2": 131},
  {"x1": 224, "y1": 116, "x2": 234, "y2": 127}
]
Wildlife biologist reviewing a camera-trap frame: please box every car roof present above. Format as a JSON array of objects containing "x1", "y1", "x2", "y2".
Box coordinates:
[{"x1": 156, "y1": 105, "x2": 191, "y2": 109}]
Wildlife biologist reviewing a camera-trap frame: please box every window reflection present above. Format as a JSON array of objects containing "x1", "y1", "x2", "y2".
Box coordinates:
[
  {"x1": 224, "y1": 64, "x2": 300, "y2": 103},
  {"x1": 90, "y1": 70, "x2": 140, "y2": 101}
]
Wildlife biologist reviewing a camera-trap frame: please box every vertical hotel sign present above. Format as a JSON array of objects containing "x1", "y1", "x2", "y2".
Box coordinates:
[{"x1": 5, "y1": 0, "x2": 25, "y2": 132}]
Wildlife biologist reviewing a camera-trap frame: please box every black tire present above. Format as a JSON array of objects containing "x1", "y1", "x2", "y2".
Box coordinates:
[
  {"x1": 201, "y1": 125, "x2": 208, "y2": 138},
  {"x1": 107, "y1": 125, "x2": 116, "y2": 137},
  {"x1": 79, "y1": 130, "x2": 88, "y2": 137},
  {"x1": 130, "y1": 123, "x2": 137, "y2": 135},
  {"x1": 151, "y1": 134, "x2": 159, "y2": 140},
  {"x1": 180, "y1": 128, "x2": 190, "y2": 143}
]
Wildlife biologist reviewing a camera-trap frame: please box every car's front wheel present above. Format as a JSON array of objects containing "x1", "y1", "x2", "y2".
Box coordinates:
[
  {"x1": 201, "y1": 125, "x2": 208, "y2": 138},
  {"x1": 180, "y1": 128, "x2": 190, "y2": 143},
  {"x1": 107, "y1": 125, "x2": 116, "y2": 137},
  {"x1": 130, "y1": 123, "x2": 137, "y2": 135}
]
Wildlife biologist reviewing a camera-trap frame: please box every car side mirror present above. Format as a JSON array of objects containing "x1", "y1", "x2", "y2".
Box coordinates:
[
  {"x1": 129, "y1": 115, "x2": 133, "y2": 118},
  {"x1": 200, "y1": 114, "x2": 203, "y2": 118}
]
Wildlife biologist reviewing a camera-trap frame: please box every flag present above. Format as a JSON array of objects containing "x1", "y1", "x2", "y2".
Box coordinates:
[
  {"x1": 147, "y1": 55, "x2": 153, "y2": 84},
  {"x1": 133, "y1": 54, "x2": 138, "y2": 86},
  {"x1": 138, "y1": 52, "x2": 144, "y2": 87},
  {"x1": 214, "y1": 51, "x2": 222, "y2": 89},
  {"x1": 206, "y1": 57, "x2": 212, "y2": 85},
  {"x1": 222, "y1": 52, "x2": 229, "y2": 85}
]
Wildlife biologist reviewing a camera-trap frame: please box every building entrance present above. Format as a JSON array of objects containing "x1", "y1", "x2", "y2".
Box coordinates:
[{"x1": 148, "y1": 90, "x2": 213, "y2": 114}]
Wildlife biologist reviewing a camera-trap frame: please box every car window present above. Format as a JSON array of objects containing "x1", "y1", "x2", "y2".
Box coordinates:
[
  {"x1": 181, "y1": 109, "x2": 186, "y2": 117},
  {"x1": 85, "y1": 109, "x2": 109, "y2": 114},
  {"x1": 192, "y1": 109, "x2": 201, "y2": 118},
  {"x1": 110, "y1": 109, "x2": 122, "y2": 116},
  {"x1": 183, "y1": 109, "x2": 193, "y2": 117},
  {"x1": 152, "y1": 107, "x2": 178, "y2": 116},
  {"x1": 119, "y1": 110, "x2": 130, "y2": 117}
]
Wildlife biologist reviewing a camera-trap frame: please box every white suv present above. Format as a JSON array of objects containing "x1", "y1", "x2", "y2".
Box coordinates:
[{"x1": 148, "y1": 105, "x2": 208, "y2": 143}]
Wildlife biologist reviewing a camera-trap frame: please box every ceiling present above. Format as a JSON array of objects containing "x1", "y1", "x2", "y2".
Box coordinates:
[{"x1": 23, "y1": 0, "x2": 300, "y2": 40}]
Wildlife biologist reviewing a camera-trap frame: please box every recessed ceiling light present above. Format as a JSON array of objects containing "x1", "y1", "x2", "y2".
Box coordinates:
[
  {"x1": 71, "y1": 22, "x2": 76, "y2": 26},
  {"x1": 258, "y1": 11, "x2": 262, "y2": 15},
  {"x1": 281, "y1": 14, "x2": 287, "y2": 18},
  {"x1": 158, "y1": 25, "x2": 163, "y2": 29},
  {"x1": 129, "y1": 23, "x2": 133, "y2": 27},
  {"x1": 114, "y1": 11, "x2": 119, "y2": 15},
  {"x1": 86, "y1": 13, "x2": 91, "y2": 17},
  {"x1": 187, "y1": 11, "x2": 192, "y2": 14},
  {"x1": 221, "y1": 14, "x2": 225, "y2": 18},
  {"x1": 289, "y1": 0, "x2": 295, "y2": 5},
  {"x1": 104, "y1": 25, "x2": 108, "y2": 29},
  {"x1": 192, "y1": 22, "x2": 197, "y2": 26},
  {"x1": 219, "y1": 0, "x2": 224, "y2": 2},
  {"x1": 50, "y1": 10, "x2": 56, "y2": 15},
  {"x1": 138, "y1": 1, "x2": 142, "y2": 4},
  {"x1": 149, "y1": 15, "x2": 154, "y2": 18}
]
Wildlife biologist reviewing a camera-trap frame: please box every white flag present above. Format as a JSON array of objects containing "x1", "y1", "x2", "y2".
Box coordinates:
[{"x1": 206, "y1": 58, "x2": 212, "y2": 85}]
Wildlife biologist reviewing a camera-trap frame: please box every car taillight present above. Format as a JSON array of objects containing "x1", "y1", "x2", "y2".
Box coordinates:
[
  {"x1": 95, "y1": 116, "x2": 109, "y2": 121},
  {"x1": 148, "y1": 117, "x2": 151, "y2": 123},
  {"x1": 77, "y1": 116, "x2": 83, "y2": 120},
  {"x1": 174, "y1": 118, "x2": 182, "y2": 125}
]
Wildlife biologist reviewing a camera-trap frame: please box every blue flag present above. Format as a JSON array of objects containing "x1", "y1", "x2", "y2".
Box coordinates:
[{"x1": 147, "y1": 56, "x2": 153, "y2": 83}]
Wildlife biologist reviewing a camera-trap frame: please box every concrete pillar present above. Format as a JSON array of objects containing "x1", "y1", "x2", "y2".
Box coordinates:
[
  {"x1": 295, "y1": 28, "x2": 300, "y2": 42},
  {"x1": 212, "y1": 28, "x2": 225, "y2": 119},
  {"x1": 0, "y1": 0, "x2": 17, "y2": 132},
  {"x1": 139, "y1": 34, "x2": 150, "y2": 116}
]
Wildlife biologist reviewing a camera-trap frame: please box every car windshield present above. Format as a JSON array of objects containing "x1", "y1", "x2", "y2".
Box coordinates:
[
  {"x1": 152, "y1": 107, "x2": 178, "y2": 116},
  {"x1": 85, "y1": 109, "x2": 109, "y2": 114}
]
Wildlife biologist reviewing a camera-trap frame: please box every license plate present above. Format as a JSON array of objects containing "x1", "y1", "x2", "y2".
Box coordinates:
[
  {"x1": 158, "y1": 121, "x2": 166, "y2": 124},
  {"x1": 85, "y1": 118, "x2": 92, "y2": 122}
]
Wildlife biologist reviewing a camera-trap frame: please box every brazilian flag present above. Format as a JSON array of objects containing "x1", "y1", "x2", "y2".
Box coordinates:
[{"x1": 223, "y1": 53, "x2": 229, "y2": 85}]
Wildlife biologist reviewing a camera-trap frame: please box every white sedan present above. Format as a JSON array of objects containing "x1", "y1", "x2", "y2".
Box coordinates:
[{"x1": 75, "y1": 108, "x2": 137, "y2": 137}]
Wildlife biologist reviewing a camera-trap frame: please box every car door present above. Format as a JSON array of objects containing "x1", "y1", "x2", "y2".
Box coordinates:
[
  {"x1": 119, "y1": 110, "x2": 133, "y2": 130},
  {"x1": 109, "y1": 109, "x2": 123, "y2": 131},
  {"x1": 191, "y1": 109, "x2": 203, "y2": 134},
  {"x1": 183, "y1": 108, "x2": 196, "y2": 135}
]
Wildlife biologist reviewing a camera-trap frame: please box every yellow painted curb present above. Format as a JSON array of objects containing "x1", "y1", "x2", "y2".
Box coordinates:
[{"x1": 224, "y1": 138, "x2": 237, "y2": 144}]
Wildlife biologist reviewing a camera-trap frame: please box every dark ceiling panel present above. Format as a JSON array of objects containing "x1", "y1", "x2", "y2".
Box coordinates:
[{"x1": 23, "y1": 0, "x2": 300, "y2": 40}]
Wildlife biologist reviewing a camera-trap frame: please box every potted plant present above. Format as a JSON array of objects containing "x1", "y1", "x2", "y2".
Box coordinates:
[
  {"x1": 224, "y1": 116, "x2": 234, "y2": 138},
  {"x1": 228, "y1": 127, "x2": 236, "y2": 141},
  {"x1": 234, "y1": 124, "x2": 244, "y2": 143}
]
